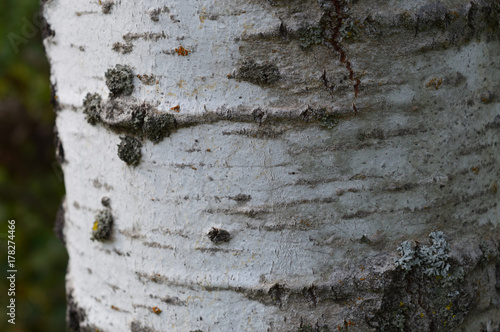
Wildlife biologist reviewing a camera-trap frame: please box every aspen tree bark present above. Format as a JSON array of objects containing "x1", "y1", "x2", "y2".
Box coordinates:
[{"x1": 43, "y1": 0, "x2": 500, "y2": 331}]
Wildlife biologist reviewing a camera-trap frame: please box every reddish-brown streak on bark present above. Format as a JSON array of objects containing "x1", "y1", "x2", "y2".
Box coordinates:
[{"x1": 325, "y1": 0, "x2": 360, "y2": 113}]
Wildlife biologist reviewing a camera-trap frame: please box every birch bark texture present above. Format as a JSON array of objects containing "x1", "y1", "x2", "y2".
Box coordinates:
[{"x1": 43, "y1": 0, "x2": 500, "y2": 331}]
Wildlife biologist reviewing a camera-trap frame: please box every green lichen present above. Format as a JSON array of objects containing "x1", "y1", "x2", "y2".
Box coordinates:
[
  {"x1": 105, "y1": 64, "x2": 134, "y2": 97},
  {"x1": 479, "y1": 240, "x2": 497, "y2": 261},
  {"x1": 82, "y1": 93, "x2": 102, "y2": 125},
  {"x1": 91, "y1": 209, "x2": 113, "y2": 241},
  {"x1": 340, "y1": 19, "x2": 362, "y2": 40},
  {"x1": 298, "y1": 25, "x2": 324, "y2": 49},
  {"x1": 297, "y1": 324, "x2": 330, "y2": 332},
  {"x1": 317, "y1": 109, "x2": 340, "y2": 129},
  {"x1": 117, "y1": 136, "x2": 142, "y2": 166}
]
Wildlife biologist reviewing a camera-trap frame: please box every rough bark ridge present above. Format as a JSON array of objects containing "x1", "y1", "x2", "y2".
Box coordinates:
[{"x1": 43, "y1": 0, "x2": 500, "y2": 331}]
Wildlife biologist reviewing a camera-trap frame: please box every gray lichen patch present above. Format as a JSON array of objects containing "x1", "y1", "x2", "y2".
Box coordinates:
[
  {"x1": 298, "y1": 25, "x2": 324, "y2": 49},
  {"x1": 339, "y1": 18, "x2": 363, "y2": 41},
  {"x1": 101, "y1": 0, "x2": 114, "y2": 14},
  {"x1": 316, "y1": 109, "x2": 341, "y2": 129},
  {"x1": 371, "y1": 231, "x2": 486, "y2": 330},
  {"x1": 143, "y1": 112, "x2": 174, "y2": 143},
  {"x1": 112, "y1": 42, "x2": 133, "y2": 54},
  {"x1": 207, "y1": 227, "x2": 231, "y2": 244},
  {"x1": 129, "y1": 102, "x2": 147, "y2": 131},
  {"x1": 91, "y1": 209, "x2": 113, "y2": 241},
  {"x1": 235, "y1": 60, "x2": 281, "y2": 86},
  {"x1": 117, "y1": 135, "x2": 142, "y2": 166},
  {"x1": 82, "y1": 93, "x2": 102, "y2": 125},
  {"x1": 105, "y1": 64, "x2": 134, "y2": 97},
  {"x1": 80, "y1": 98, "x2": 176, "y2": 143},
  {"x1": 148, "y1": 6, "x2": 170, "y2": 22},
  {"x1": 394, "y1": 231, "x2": 461, "y2": 285}
]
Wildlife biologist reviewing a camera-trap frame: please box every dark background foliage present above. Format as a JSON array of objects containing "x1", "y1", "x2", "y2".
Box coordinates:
[{"x1": 0, "y1": 0, "x2": 67, "y2": 330}]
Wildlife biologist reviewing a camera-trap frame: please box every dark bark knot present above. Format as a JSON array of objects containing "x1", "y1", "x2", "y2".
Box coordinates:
[{"x1": 207, "y1": 227, "x2": 231, "y2": 244}]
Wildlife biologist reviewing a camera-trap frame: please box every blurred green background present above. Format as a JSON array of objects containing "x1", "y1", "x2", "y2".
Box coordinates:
[{"x1": 0, "y1": 0, "x2": 67, "y2": 331}]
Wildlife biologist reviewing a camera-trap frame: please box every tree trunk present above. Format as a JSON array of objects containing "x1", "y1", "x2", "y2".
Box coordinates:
[{"x1": 43, "y1": 0, "x2": 500, "y2": 331}]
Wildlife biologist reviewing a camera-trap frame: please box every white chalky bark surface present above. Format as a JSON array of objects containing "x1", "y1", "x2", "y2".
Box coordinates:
[{"x1": 44, "y1": 0, "x2": 500, "y2": 331}]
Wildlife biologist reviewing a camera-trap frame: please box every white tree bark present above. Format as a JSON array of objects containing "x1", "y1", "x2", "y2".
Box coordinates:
[{"x1": 43, "y1": 0, "x2": 500, "y2": 331}]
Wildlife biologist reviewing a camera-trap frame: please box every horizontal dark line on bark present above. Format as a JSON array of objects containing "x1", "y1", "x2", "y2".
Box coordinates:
[
  {"x1": 195, "y1": 247, "x2": 243, "y2": 254},
  {"x1": 106, "y1": 283, "x2": 121, "y2": 292},
  {"x1": 293, "y1": 175, "x2": 383, "y2": 187},
  {"x1": 134, "y1": 270, "x2": 385, "y2": 309},
  {"x1": 382, "y1": 182, "x2": 418, "y2": 192},
  {"x1": 204, "y1": 197, "x2": 339, "y2": 216},
  {"x1": 113, "y1": 248, "x2": 129, "y2": 256},
  {"x1": 329, "y1": 186, "x2": 496, "y2": 223},
  {"x1": 457, "y1": 141, "x2": 496, "y2": 156},
  {"x1": 171, "y1": 105, "x2": 352, "y2": 127},
  {"x1": 122, "y1": 32, "x2": 167, "y2": 42},
  {"x1": 66, "y1": 99, "x2": 362, "y2": 134},
  {"x1": 400, "y1": 188, "x2": 495, "y2": 214},
  {"x1": 142, "y1": 241, "x2": 174, "y2": 250},
  {"x1": 150, "y1": 294, "x2": 186, "y2": 306},
  {"x1": 74, "y1": 11, "x2": 97, "y2": 16},
  {"x1": 398, "y1": 186, "x2": 493, "y2": 215},
  {"x1": 150, "y1": 228, "x2": 190, "y2": 238},
  {"x1": 342, "y1": 209, "x2": 376, "y2": 220},
  {"x1": 222, "y1": 127, "x2": 285, "y2": 139},
  {"x1": 244, "y1": 221, "x2": 328, "y2": 232},
  {"x1": 119, "y1": 229, "x2": 146, "y2": 239},
  {"x1": 288, "y1": 127, "x2": 429, "y2": 156},
  {"x1": 240, "y1": 0, "x2": 499, "y2": 63}
]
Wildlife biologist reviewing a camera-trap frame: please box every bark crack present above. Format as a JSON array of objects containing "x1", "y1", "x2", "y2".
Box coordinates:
[{"x1": 324, "y1": 0, "x2": 361, "y2": 113}]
